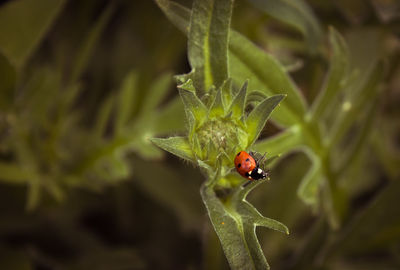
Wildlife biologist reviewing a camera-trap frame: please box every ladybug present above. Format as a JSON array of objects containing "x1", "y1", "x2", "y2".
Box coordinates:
[{"x1": 234, "y1": 151, "x2": 268, "y2": 180}]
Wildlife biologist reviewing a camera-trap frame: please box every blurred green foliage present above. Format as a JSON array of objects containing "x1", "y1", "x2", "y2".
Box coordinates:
[{"x1": 0, "y1": 0, "x2": 399, "y2": 269}]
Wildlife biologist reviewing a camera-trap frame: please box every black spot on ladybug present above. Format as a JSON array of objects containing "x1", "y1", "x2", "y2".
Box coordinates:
[
  {"x1": 237, "y1": 152, "x2": 241, "y2": 156},
  {"x1": 245, "y1": 158, "x2": 250, "y2": 162},
  {"x1": 237, "y1": 163, "x2": 241, "y2": 168}
]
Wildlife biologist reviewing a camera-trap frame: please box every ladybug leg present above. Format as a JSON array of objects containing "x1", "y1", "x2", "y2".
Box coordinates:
[
  {"x1": 249, "y1": 151, "x2": 268, "y2": 167},
  {"x1": 258, "y1": 152, "x2": 267, "y2": 165},
  {"x1": 243, "y1": 181, "x2": 252, "y2": 188}
]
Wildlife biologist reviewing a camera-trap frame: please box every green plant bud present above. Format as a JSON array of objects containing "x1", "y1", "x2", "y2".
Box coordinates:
[{"x1": 193, "y1": 118, "x2": 247, "y2": 167}]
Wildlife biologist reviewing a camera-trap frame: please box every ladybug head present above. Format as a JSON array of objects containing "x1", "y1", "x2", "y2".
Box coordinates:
[{"x1": 248, "y1": 166, "x2": 268, "y2": 180}]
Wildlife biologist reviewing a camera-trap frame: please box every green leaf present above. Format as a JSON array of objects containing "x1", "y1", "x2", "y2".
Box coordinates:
[
  {"x1": 309, "y1": 27, "x2": 350, "y2": 122},
  {"x1": 89, "y1": 151, "x2": 130, "y2": 182},
  {"x1": 321, "y1": 181, "x2": 347, "y2": 230},
  {"x1": 93, "y1": 95, "x2": 115, "y2": 140},
  {"x1": 240, "y1": 201, "x2": 289, "y2": 234},
  {"x1": 248, "y1": 0, "x2": 322, "y2": 54},
  {"x1": 58, "y1": 83, "x2": 82, "y2": 116},
  {"x1": 228, "y1": 80, "x2": 248, "y2": 119},
  {"x1": 178, "y1": 88, "x2": 208, "y2": 125},
  {"x1": 200, "y1": 183, "x2": 257, "y2": 269},
  {"x1": 22, "y1": 67, "x2": 61, "y2": 123},
  {"x1": 253, "y1": 125, "x2": 303, "y2": 157},
  {"x1": 73, "y1": 137, "x2": 131, "y2": 177},
  {"x1": 115, "y1": 71, "x2": 139, "y2": 135},
  {"x1": 26, "y1": 177, "x2": 41, "y2": 210},
  {"x1": 0, "y1": 53, "x2": 16, "y2": 111},
  {"x1": 0, "y1": 0, "x2": 66, "y2": 68},
  {"x1": 297, "y1": 149, "x2": 323, "y2": 207},
  {"x1": 44, "y1": 177, "x2": 65, "y2": 202},
  {"x1": 257, "y1": 154, "x2": 310, "y2": 237},
  {"x1": 153, "y1": 97, "x2": 185, "y2": 135},
  {"x1": 232, "y1": 182, "x2": 289, "y2": 235},
  {"x1": 0, "y1": 162, "x2": 30, "y2": 184},
  {"x1": 188, "y1": 0, "x2": 233, "y2": 94},
  {"x1": 229, "y1": 32, "x2": 306, "y2": 126},
  {"x1": 328, "y1": 60, "x2": 384, "y2": 147},
  {"x1": 220, "y1": 78, "x2": 233, "y2": 109},
  {"x1": 209, "y1": 89, "x2": 225, "y2": 118},
  {"x1": 131, "y1": 139, "x2": 164, "y2": 161},
  {"x1": 141, "y1": 72, "x2": 172, "y2": 113},
  {"x1": 156, "y1": 0, "x2": 306, "y2": 127},
  {"x1": 336, "y1": 101, "x2": 377, "y2": 175},
  {"x1": 201, "y1": 178, "x2": 288, "y2": 270},
  {"x1": 155, "y1": 0, "x2": 190, "y2": 35},
  {"x1": 246, "y1": 91, "x2": 267, "y2": 105},
  {"x1": 177, "y1": 77, "x2": 196, "y2": 91},
  {"x1": 246, "y1": 95, "x2": 285, "y2": 147},
  {"x1": 70, "y1": 3, "x2": 115, "y2": 82},
  {"x1": 175, "y1": 70, "x2": 195, "y2": 86},
  {"x1": 108, "y1": 155, "x2": 130, "y2": 179},
  {"x1": 151, "y1": 136, "x2": 195, "y2": 162},
  {"x1": 198, "y1": 159, "x2": 214, "y2": 176},
  {"x1": 315, "y1": 29, "x2": 383, "y2": 142}
]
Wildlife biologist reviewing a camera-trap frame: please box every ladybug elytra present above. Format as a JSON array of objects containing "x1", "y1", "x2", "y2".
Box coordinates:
[{"x1": 234, "y1": 151, "x2": 268, "y2": 180}]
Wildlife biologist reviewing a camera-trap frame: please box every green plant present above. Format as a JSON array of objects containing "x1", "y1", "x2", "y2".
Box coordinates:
[
  {"x1": 0, "y1": 0, "x2": 185, "y2": 209},
  {"x1": 154, "y1": 0, "x2": 384, "y2": 268},
  {"x1": 0, "y1": 0, "x2": 398, "y2": 269}
]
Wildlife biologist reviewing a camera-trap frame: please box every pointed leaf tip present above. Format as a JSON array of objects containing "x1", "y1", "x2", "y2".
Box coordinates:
[
  {"x1": 179, "y1": 87, "x2": 208, "y2": 124},
  {"x1": 156, "y1": 0, "x2": 190, "y2": 34},
  {"x1": 209, "y1": 89, "x2": 225, "y2": 118},
  {"x1": 246, "y1": 94, "x2": 286, "y2": 146},
  {"x1": 177, "y1": 78, "x2": 196, "y2": 92},
  {"x1": 228, "y1": 80, "x2": 248, "y2": 119},
  {"x1": 150, "y1": 136, "x2": 194, "y2": 162},
  {"x1": 0, "y1": 0, "x2": 67, "y2": 68}
]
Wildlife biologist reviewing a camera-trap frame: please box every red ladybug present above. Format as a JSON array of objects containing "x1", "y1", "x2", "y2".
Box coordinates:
[{"x1": 234, "y1": 151, "x2": 268, "y2": 180}]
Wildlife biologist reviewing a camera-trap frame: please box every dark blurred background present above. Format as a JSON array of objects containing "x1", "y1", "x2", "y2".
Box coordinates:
[{"x1": 0, "y1": 0, "x2": 400, "y2": 269}]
